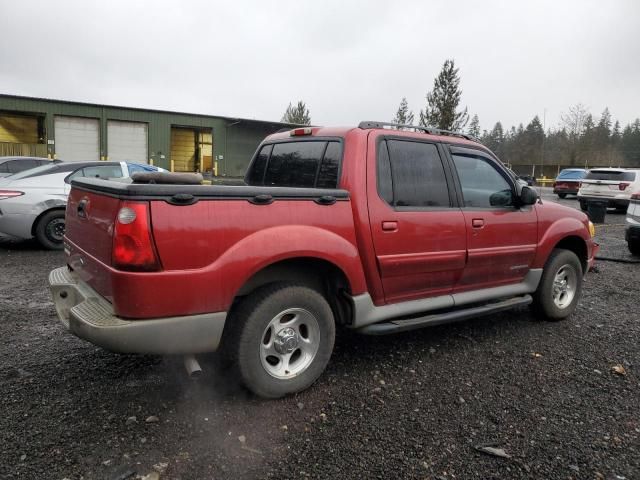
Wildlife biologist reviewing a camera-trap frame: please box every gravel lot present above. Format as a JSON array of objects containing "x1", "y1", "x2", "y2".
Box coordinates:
[{"x1": 1, "y1": 191, "x2": 638, "y2": 480}]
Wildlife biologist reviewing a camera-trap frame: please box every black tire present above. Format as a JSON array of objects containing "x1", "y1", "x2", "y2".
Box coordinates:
[
  {"x1": 557, "y1": 193, "x2": 567, "y2": 199},
  {"x1": 223, "y1": 283, "x2": 335, "y2": 398},
  {"x1": 579, "y1": 200, "x2": 587, "y2": 212},
  {"x1": 629, "y1": 239, "x2": 640, "y2": 257},
  {"x1": 531, "y1": 249, "x2": 583, "y2": 321},
  {"x1": 34, "y1": 210, "x2": 65, "y2": 250}
]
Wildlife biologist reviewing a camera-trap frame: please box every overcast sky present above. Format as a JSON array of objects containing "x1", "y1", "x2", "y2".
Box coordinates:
[{"x1": 1, "y1": 0, "x2": 638, "y2": 132}]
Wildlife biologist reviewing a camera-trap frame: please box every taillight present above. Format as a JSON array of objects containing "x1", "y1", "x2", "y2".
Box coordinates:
[
  {"x1": 631, "y1": 192, "x2": 640, "y2": 200},
  {"x1": 112, "y1": 202, "x2": 161, "y2": 272},
  {"x1": 0, "y1": 190, "x2": 24, "y2": 200},
  {"x1": 290, "y1": 127, "x2": 313, "y2": 136},
  {"x1": 619, "y1": 182, "x2": 631, "y2": 191}
]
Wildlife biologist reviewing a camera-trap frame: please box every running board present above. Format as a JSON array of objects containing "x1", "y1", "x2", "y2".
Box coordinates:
[{"x1": 357, "y1": 295, "x2": 532, "y2": 335}]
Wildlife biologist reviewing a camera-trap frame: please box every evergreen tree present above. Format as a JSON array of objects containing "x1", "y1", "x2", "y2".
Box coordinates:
[
  {"x1": 594, "y1": 108, "x2": 612, "y2": 165},
  {"x1": 419, "y1": 59, "x2": 469, "y2": 131},
  {"x1": 467, "y1": 114, "x2": 481, "y2": 138},
  {"x1": 392, "y1": 97, "x2": 414, "y2": 126},
  {"x1": 281, "y1": 101, "x2": 311, "y2": 125}
]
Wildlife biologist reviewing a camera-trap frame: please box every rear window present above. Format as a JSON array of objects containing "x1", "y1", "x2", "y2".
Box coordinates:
[
  {"x1": 557, "y1": 170, "x2": 586, "y2": 180},
  {"x1": 247, "y1": 140, "x2": 342, "y2": 188},
  {"x1": 586, "y1": 170, "x2": 636, "y2": 182}
]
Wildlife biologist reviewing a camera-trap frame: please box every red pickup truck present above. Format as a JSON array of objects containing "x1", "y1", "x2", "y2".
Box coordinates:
[{"x1": 49, "y1": 122, "x2": 598, "y2": 398}]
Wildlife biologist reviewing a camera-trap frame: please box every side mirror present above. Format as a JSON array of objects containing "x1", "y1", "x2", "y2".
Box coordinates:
[{"x1": 520, "y1": 186, "x2": 538, "y2": 205}]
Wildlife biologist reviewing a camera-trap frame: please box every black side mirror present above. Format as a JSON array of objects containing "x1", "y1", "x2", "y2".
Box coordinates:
[{"x1": 520, "y1": 186, "x2": 538, "y2": 205}]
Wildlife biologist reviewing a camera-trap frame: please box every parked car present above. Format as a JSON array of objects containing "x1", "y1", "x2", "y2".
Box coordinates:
[
  {"x1": 553, "y1": 168, "x2": 587, "y2": 198},
  {"x1": 626, "y1": 191, "x2": 640, "y2": 255},
  {"x1": 0, "y1": 161, "x2": 166, "y2": 249},
  {"x1": 577, "y1": 168, "x2": 639, "y2": 211},
  {"x1": 518, "y1": 174, "x2": 536, "y2": 186},
  {"x1": 0, "y1": 156, "x2": 52, "y2": 178},
  {"x1": 49, "y1": 122, "x2": 598, "y2": 398}
]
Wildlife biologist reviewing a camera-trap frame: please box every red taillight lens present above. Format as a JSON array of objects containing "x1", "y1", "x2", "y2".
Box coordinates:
[
  {"x1": 112, "y1": 202, "x2": 161, "y2": 272},
  {"x1": 631, "y1": 192, "x2": 640, "y2": 200},
  {"x1": 619, "y1": 182, "x2": 631, "y2": 191},
  {"x1": 0, "y1": 190, "x2": 24, "y2": 200}
]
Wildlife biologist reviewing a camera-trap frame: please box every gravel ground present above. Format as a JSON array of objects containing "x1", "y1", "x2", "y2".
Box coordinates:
[{"x1": 1, "y1": 194, "x2": 639, "y2": 480}]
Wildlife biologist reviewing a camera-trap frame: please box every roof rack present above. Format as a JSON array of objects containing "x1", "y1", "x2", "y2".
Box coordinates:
[{"x1": 358, "y1": 121, "x2": 477, "y2": 142}]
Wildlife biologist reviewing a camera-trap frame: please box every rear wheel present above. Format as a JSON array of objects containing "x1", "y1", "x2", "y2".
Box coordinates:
[
  {"x1": 224, "y1": 283, "x2": 335, "y2": 398},
  {"x1": 579, "y1": 200, "x2": 587, "y2": 212},
  {"x1": 557, "y1": 193, "x2": 567, "y2": 199},
  {"x1": 629, "y1": 239, "x2": 640, "y2": 256},
  {"x1": 532, "y1": 249, "x2": 583, "y2": 321},
  {"x1": 34, "y1": 210, "x2": 65, "y2": 250}
]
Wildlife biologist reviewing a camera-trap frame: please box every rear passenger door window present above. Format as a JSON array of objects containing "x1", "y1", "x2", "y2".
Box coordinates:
[
  {"x1": 451, "y1": 154, "x2": 513, "y2": 208},
  {"x1": 377, "y1": 139, "x2": 451, "y2": 208}
]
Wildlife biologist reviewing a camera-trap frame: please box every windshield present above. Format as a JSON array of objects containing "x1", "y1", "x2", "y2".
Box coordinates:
[
  {"x1": 7, "y1": 164, "x2": 58, "y2": 180},
  {"x1": 557, "y1": 170, "x2": 586, "y2": 180},
  {"x1": 585, "y1": 170, "x2": 636, "y2": 182}
]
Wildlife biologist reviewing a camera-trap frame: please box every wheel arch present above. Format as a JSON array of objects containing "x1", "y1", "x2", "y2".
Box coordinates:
[
  {"x1": 31, "y1": 206, "x2": 66, "y2": 236},
  {"x1": 552, "y1": 235, "x2": 588, "y2": 273},
  {"x1": 231, "y1": 256, "x2": 355, "y2": 326}
]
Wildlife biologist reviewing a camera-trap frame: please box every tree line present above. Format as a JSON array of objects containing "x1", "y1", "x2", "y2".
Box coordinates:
[{"x1": 281, "y1": 59, "x2": 640, "y2": 175}]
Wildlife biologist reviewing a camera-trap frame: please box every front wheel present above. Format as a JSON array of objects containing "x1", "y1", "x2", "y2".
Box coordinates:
[
  {"x1": 34, "y1": 210, "x2": 65, "y2": 250},
  {"x1": 531, "y1": 249, "x2": 583, "y2": 321},
  {"x1": 224, "y1": 283, "x2": 335, "y2": 398},
  {"x1": 579, "y1": 200, "x2": 587, "y2": 212}
]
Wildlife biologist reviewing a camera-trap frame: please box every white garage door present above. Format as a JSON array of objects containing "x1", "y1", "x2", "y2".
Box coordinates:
[
  {"x1": 107, "y1": 120, "x2": 148, "y2": 163},
  {"x1": 54, "y1": 116, "x2": 100, "y2": 162}
]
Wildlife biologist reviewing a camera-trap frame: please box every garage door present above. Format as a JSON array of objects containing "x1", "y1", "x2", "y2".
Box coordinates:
[
  {"x1": 171, "y1": 128, "x2": 196, "y2": 172},
  {"x1": 107, "y1": 120, "x2": 148, "y2": 163},
  {"x1": 54, "y1": 116, "x2": 100, "y2": 162}
]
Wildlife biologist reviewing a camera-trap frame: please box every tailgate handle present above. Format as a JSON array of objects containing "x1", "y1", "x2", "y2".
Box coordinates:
[
  {"x1": 250, "y1": 194, "x2": 274, "y2": 205},
  {"x1": 77, "y1": 199, "x2": 88, "y2": 218},
  {"x1": 169, "y1": 193, "x2": 197, "y2": 206},
  {"x1": 314, "y1": 195, "x2": 336, "y2": 206},
  {"x1": 472, "y1": 218, "x2": 485, "y2": 228}
]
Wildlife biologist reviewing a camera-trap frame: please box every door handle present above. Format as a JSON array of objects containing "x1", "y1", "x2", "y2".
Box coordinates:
[
  {"x1": 382, "y1": 221, "x2": 398, "y2": 231},
  {"x1": 471, "y1": 218, "x2": 485, "y2": 228}
]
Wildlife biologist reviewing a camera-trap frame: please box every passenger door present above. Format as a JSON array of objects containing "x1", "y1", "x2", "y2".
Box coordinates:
[
  {"x1": 368, "y1": 136, "x2": 467, "y2": 304},
  {"x1": 447, "y1": 146, "x2": 538, "y2": 290}
]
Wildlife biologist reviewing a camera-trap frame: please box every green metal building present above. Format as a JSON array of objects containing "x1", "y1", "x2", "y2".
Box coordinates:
[{"x1": 0, "y1": 94, "x2": 294, "y2": 177}]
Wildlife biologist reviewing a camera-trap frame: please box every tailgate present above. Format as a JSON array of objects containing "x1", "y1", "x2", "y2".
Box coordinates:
[{"x1": 65, "y1": 187, "x2": 123, "y2": 299}]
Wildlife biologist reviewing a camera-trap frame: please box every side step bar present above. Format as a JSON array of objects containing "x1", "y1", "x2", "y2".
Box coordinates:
[{"x1": 357, "y1": 295, "x2": 532, "y2": 335}]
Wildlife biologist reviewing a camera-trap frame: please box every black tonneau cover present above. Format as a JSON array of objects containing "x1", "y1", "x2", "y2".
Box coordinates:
[{"x1": 71, "y1": 177, "x2": 350, "y2": 203}]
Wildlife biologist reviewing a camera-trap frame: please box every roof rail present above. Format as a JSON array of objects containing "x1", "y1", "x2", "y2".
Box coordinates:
[{"x1": 357, "y1": 121, "x2": 477, "y2": 142}]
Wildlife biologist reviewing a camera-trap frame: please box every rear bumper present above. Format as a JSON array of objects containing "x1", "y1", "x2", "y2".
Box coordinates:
[
  {"x1": 553, "y1": 187, "x2": 578, "y2": 195},
  {"x1": 577, "y1": 195, "x2": 629, "y2": 208},
  {"x1": 0, "y1": 212, "x2": 37, "y2": 239},
  {"x1": 48, "y1": 266, "x2": 227, "y2": 354}
]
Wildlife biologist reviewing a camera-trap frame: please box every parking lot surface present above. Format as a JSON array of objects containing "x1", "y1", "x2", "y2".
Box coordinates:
[{"x1": 1, "y1": 191, "x2": 638, "y2": 480}]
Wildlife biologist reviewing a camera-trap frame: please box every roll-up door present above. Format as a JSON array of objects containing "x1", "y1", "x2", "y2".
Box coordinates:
[
  {"x1": 54, "y1": 116, "x2": 100, "y2": 162},
  {"x1": 170, "y1": 128, "x2": 196, "y2": 172},
  {"x1": 107, "y1": 120, "x2": 148, "y2": 163}
]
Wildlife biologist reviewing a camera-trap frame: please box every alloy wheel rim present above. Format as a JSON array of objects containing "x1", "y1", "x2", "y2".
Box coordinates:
[
  {"x1": 259, "y1": 308, "x2": 320, "y2": 379},
  {"x1": 552, "y1": 264, "x2": 577, "y2": 309}
]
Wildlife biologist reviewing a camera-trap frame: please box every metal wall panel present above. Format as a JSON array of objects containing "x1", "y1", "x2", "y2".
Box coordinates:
[
  {"x1": 54, "y1": 116, "x2": 100, "y2": 162},
  {"x1": 107, "y1": 120, "x2": 148, "y2": 163}
]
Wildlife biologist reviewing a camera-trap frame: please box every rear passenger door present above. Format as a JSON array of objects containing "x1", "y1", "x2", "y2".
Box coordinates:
[
  {"x1": 446, "y1": 146, "x2": 538, "y2": 290},
  {"x1": 368, "y1": 135, "x2": 467, "y2": 303}
]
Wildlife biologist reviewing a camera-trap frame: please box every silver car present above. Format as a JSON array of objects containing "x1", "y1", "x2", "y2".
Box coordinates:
[
  {"x1": 0, "y1": 161, "x2": 166, "y2": 249},
  {"x1": 0, "y1": 156, "x2": 52, "y2": 178}
]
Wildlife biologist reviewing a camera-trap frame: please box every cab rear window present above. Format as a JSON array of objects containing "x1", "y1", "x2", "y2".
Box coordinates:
[
  {"x1": 586, "y1": 170, "x2": 636, "y2": 181},
  {"x1": 247, "y1": 140, "x2": 342, "y2": 188}
]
